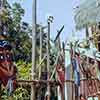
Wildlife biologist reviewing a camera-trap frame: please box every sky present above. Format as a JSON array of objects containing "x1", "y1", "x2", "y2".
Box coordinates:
[
  {"x1": 8, "y1": 0, "x2": 85, "y2": 66},
  {"x1": 9, "y1": 0, "x2": 85, "y2": 42},
  {"x1": 37, "y1": 0, "x2": 85, "y2": 41}
]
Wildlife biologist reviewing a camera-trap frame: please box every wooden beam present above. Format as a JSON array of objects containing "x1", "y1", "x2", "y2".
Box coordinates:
[{"x1": 17, "y1": 80, "x2": 75, "y2": 85}]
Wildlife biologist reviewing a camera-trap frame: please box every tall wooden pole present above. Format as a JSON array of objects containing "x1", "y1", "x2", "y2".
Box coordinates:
[
  {"x1": 57, "y1": 86, "x2": 62, "y2": 100},
  {"x1": 47, "y1": 19, "x2": 50, "y2": 100},
  {"x1": 0, "y1": 1, "x2": 2, "y2": 99},
  {"x1": 31, "y1": 0, "x2": 37, "y2": 100},
  {"x1": 64, "y1": 42, "x2": 75, "y2": 100},
  {"x1": 0, "y1": 84, "x2": 1, "y2": 100},
  {"x1": 46, "y1": 16, "x2": 53, "y2": 100},
  {"x1": 70, "y1": 42, "x2": 74, "y2": 80},
  {"x1": 65, "y1": 45, "x2": 69, "y2": 100},
  {"x1": 86, "y1": 25, "x2": 89, "y2": 38},
  {"x1": 39, "y1": 25, "x2": 42, "y2": 79},
  {"x1": 86, "y1": 25, "x2": 90, "y2": 46}
]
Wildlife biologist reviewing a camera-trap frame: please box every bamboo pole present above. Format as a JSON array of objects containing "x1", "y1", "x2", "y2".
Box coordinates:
[
  {"x1": 65, "y1": 42, "x2": 70, "y2": 100},
  {"x1": 70, "y1": 42, "x2": 74, "y2": 80},
  {"x1": 46, "y1": 16, "x2": 53, "y2": 100},
  {"x1": 8, "y1": 96, "x2": 13, "y2": 100},
  {"x1": 57, "y1": 70, "x2": 62, "y2": 100},
  {"x1": 46, "y1": 18, "x2": 50, "y2": 100},
  {"x1": 57, "y1": 86, "x2": 62, "y2": 100},
  {"x1": 0, "y1": 84, "x2": 1, "y2": 100},
  {"x1": 62, "y1": 42, "x2": 65, "y2": 100},
  {"x1": 31, "y1": 0, "x2": 37, "y2": 99},
  {"x1": 65, "y1": 42, "x2": 75, "y2": 100},
  {"x1": 56, "y1": 68, "x2": 62, "y2": 100},
  {"x1": 39, "y1": 25, "x2": 43, "y2": 79},
  {"x1": 86, "y1": 25, "x2": 89, "y2": 38},
  {"x1": 55, "y1": 38, "x2": 63, "y2": 100}
]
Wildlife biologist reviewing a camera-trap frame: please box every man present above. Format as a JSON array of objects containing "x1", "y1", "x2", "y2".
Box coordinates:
[{"x1": 0, "y1": 40, "x2": 17, "y2": 96}]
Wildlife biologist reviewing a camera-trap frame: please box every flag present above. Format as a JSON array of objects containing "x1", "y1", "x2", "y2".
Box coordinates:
[
  {"x1": 72, "y1": 58, "x2": 80, "y2": 86},
  {"x1": 69, "y1": 41, "x2": 80, "y2": 85}
]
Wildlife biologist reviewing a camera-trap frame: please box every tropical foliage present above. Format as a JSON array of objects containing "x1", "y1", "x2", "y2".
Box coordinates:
[
  {"x1": 0, "y1": 0, "x2": 57, "y2": 99},
  {"x1": 0, "y1": 0, "x2": 32, "y2": 99},
  {"x1": 0, "y1": 0, "x2": 32, "y2": 62}
]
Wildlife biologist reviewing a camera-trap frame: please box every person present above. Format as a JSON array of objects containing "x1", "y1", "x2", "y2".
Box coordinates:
[
  {"x1": 56, "y1": 64, "x2": 65, "y2": 100},
  {"x1": 0, "y1": 40, "x2": 17, "y2": 96},
  {"x1": 44, "y1": 91, "x2": 50, "y2": 100},
  {"x1": 80, "y1": 94, "x2": 87, "y2": 100}
]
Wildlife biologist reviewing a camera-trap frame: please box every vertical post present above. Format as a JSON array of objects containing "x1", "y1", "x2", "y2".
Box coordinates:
[
  {"x1": 86, "y1": 25, "x2": 89, "y2": 38},
  {"x1": 39, "y1": 25, "x2": 42, "y2": 79},
  {"x1": 70, "y1": 42, "x2": 74, "y2": 80},
  {"x1": 97, "y1": 23, "x2": 100, "y2": 51},
  {"x1": 86, "y1": 25, "x2": 90, "y2": 47},
  {"x1": 0, "y1": 85, "x2": 1, "y2": 100},
  {"x1": 57, "y1": 86, "x2": 62, "y2": 100},
  {"x1": 47, "y1": 19, "x2": 50, "y2": 100},
  {"x1": 56, "y1": 45, "x2": 64, "y2": 100},
  {"x1": 65, "y1": 42, "x2": 75, "y2": 100},
  {"x1": 31, "y1": 0, "x2": 37, "y2": 100},
  {"x1": 46, "y1": 16, "x2": 53, "y2": 100},
  {"x1": 65, "y1": 49, "x2": 70, "y2": 100},
  {"x1": 57, "y1": 37, "x2": 61, "y2": 51},
  {"x1": 62, "y1": 42, "x2": 65, "y2": 100}
]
